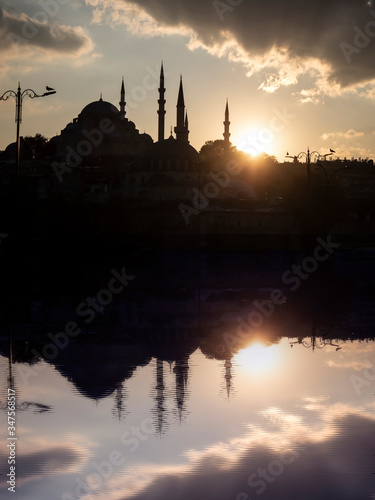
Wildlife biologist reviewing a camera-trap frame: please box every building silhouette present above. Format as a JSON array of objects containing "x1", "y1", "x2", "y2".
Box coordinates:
[{"x1": 1, "y1": 63, "x2": 374, "y2": 239}]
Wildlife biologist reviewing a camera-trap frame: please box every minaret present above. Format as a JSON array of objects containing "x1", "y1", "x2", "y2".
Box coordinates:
[
  {"x1": 158, "y1": 63, "x2": 166, "y2": 142},
  {"x1": 119, "y1": 77, "x2": 126, "y2": 118},
  {"x1": 223, "y1": 99, "x2": 231, "y2": 150},
  {"x1": 174, "y1": 76, "x2": 189, "y2": 143}
]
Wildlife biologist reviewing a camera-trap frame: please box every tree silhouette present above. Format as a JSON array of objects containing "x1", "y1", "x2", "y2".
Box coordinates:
[
  {"x1": 23, "y1": 133, "x2": 48, "y2": 160},
  {"x1": 200, "y1": 139, "x2": 238, "y2": 159}
]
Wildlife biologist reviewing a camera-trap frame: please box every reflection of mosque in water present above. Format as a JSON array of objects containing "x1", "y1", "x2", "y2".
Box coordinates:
[
  {"x1": 1, "y1": 331, "x2": 199, "y2": 435},
  {"x1": 1, "y1": 247, "x2": 374, "y2": 433},
  {"x1": 1, "y1": 296, "x2": 374, "y2": 435}
]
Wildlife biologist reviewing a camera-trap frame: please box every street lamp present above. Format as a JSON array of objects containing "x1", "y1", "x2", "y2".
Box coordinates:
[
  {"x1": 289, "y1": 336, "x2": 342, "y2": 351},
  {"x1": 285, "y1": 147, "x2": 334, "y2": 186},
  {"x1": 289, "y1": 315, "x2": 343, "y2": 352},
  {"x1": 0, "y1": 82, "x2": 56, "y2": 193}
]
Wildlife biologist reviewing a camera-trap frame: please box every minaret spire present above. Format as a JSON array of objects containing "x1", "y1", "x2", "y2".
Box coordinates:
[
  {"x1": 174, "y1": 76, "x2": 189, "y2": 142},
  {"x1": 158, "y1": 62, "x2": 166, "y2": 142},
  {"x1": 119, "y1": 77, "x2": 126, "y2": 117},
  {"x1": 223, "y1": 99, "x2": 231, "y2": 150}
]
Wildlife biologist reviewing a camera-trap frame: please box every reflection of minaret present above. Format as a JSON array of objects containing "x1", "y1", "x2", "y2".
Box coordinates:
[
  {"x1": 158, "y1": 63, "x2": 166, "y2": 142},
  {"x1": 224, "y1": 357, "x2": 233, "y2": 400},
  {"x1": 0, "y1": 332, "x2": 51, "y2": 413},
  {"x1": 223, "y1": 99, "x2": 231, "y2": 151},
  {"x1": 153, "y1": 358, "x2": 167, "y2": 436},
  {"x1": 119, "y1": 77, "x2": 126, "y2": 118},
  {"x1": 113, "y1": 381, "x2": 127, "y2": 421},
  {"x1": 7, "y1": 330, "x2": 14, "y2": 393},
  {"x1": 174, "y1": 356, "x2": 189, "y2": 423},
  {"x1": 174, "y1": 76, "x2": 189, "y2": 143}
]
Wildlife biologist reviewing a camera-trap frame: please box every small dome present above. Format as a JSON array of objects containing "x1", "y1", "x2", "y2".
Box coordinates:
[
  {"x1": 139, "y1": 132, "x2": 153, "y2": 143},
  {"x1": 4, "y1": 140, "x2": 29, "y2": 156},
  {"x1": 5, "y1": 142, "x2": 17, "y2": 154},
  {"x1": 139, "y1": 136, "x2": 201, "y2": 172},
  {"x1": 144, "y1": 136, "x2": 200, "y2": 162},
  {"x1": 64, "y1": 122, "x2": 80, "y2": 132}
]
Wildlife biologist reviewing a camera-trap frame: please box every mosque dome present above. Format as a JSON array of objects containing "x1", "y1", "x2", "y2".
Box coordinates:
[{"x1": 79, "y1": 98, "x2": 120, "y2": 122}]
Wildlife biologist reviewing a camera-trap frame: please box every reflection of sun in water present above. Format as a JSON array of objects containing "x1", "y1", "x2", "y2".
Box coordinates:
[
  {"x1": 235, "y1": 343, "x2": 279, "y2": 374},
  {"x1": 237, "y1": 127, "x2": 275, "y2": 156}
]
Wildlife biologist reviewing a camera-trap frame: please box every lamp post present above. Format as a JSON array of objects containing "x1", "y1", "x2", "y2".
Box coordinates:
[
  {"x1": 0, "y1": 82, "x2": 56, "y2": 194},
  {"x1": 289, "y1": 314, "x2": 344, "y2": 352},
  {"x1": 289, "y1": 336, "x2": 342, "y2": 351},
  {"x1": 285, "y1": 148, "x2": 334, "y2": 186}
]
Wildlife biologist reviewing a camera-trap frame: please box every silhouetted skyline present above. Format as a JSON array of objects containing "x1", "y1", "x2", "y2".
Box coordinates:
[{"x1": 2, "y1": 2, "x2": 375, "y2": 159}]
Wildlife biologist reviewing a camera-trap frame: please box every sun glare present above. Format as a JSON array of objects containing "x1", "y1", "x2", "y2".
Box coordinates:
[
  {"x1": 236, "y1": 127, "x2": 275, "y2": 156},
  {"x1": 235, "y1": 343, "x2": 279, "y2": 374}
]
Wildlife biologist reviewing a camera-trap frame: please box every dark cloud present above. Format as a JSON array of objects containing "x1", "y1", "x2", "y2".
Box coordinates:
[
  {"x1": 122, "y1": 412, "x2": 375, "y2": 500},
  {"x1": 0, "y1": 447, "x2": 81, "y2": 486},
  {"x1": 0, "y1": 6, "x2": 92, "y2": 56},
  {"x1": 124, "y1": 0, "x2": 375, "y2": 89}
]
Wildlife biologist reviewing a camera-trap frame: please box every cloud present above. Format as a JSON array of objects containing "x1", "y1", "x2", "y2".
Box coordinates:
[
  {"x1": 322, "y1": 129, "x2": 365, "y2": 140},
  {"x1": 70, "y1": 404, "x2": 375, "y2": 500},
  {"x1": 87, "y1": 0, "x2": 190, "y2": 37},
  {"x1": 299, "y1": 395, "x2": 330, "y2": 411},
  {"x1": 112, "y1": 408, "x2": 375, "y2": 500},
  {"x1": 341, "y1": 343, "x2": 375, "y2": 353},
  {"x1": 86, "y1": 0, "x2": 375, "y2": 95},
  {"x1": 0, "y1": 5, "x2": 94, "y2": 62},
  {"x1": 323, "y1": 144, "x2": 375, "y2": 159},
  {"x1": 0, "y1": 445, "x2": 85, "y2": 489},
  {"x1": 326, "y1": 359, "x2": 374, "y2": 371}
]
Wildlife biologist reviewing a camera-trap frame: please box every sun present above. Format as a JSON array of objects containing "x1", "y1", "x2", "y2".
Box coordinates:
[
  {"x1": 234, "y1": 343, "x2": 279, "y2": 374},
  {"x1": 236, "y1": 126, "x2": 275, "y2": 156}
]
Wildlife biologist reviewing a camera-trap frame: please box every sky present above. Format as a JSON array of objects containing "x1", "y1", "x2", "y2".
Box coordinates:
[{"x1": 1, "y1": 0, "x2": 375, "y2": 160}]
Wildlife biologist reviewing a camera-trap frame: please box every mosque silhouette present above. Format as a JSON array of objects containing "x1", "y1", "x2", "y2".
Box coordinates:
[
  {"x1": 37, "y1": 63, "x2": 272, "y2": 238},
  {"x1": 50, "y1": 63, "x2": 203, "y2": 200}
]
